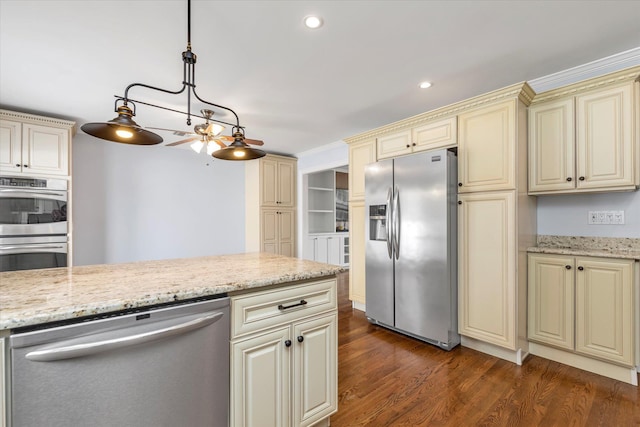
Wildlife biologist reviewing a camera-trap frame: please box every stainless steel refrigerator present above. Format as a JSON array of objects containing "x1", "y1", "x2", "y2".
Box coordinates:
[{"x1": 365, "y1": 148, "x2": 459, "y2": 350}]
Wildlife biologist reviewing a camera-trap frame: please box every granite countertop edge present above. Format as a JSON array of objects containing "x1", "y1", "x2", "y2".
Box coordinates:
[
  {"x1": 527, "y1": 235, "x2": 640, "y2": 260},
  {"x1": 0, "y1": 253, "x2": 345, "y2": 331},
  {"x1": 527, "y1": 246, "x2": 640, "y2": 260}
]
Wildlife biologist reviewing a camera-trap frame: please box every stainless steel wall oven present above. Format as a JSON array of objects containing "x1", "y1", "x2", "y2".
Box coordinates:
[{"x1": 0, "y1": 176, "x2": 68, "y2": 271}]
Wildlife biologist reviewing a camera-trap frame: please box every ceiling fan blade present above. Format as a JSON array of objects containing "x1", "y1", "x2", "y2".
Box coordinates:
[
  {"x1": 146, "y1": 127, "x2": 195, "y2": 137},
  {"x1": 166, "y1": 137, "x2": 199, "y2": 146},
  {"x1": 244, "y1": 138, "x2": 264, "y2": 146},
  {"x1": 212, "y1": 139, "x2": 227, "y2": 149},
  {"x1": 215, "y1": 135, "x2": 264, "y2": 146}
]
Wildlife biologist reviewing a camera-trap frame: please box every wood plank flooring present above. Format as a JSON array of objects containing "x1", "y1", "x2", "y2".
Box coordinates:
[{"x1": 329, "y1": 272, "x2": 640, "y2": 426}]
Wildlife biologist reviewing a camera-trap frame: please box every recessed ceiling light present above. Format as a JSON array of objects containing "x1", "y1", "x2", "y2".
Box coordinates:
[
  {"x1": 304, "y1": 15, "x2": 323, "y2": 29},
  {"x1": 419, "y1": 81, "x2": 432, "y2": 89}
]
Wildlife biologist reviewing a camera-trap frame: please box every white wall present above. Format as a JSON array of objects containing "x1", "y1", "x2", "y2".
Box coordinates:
[
  {"x1": 72, "y1": 134, "x2": 246, "y2": 265},
  {"x1": 537, "y1": 191, "x2": 640, "y2": 238}
]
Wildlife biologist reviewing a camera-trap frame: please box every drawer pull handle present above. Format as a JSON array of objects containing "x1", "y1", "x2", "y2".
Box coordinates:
[{"x1": 278, "y1": 300, "x2": 307, "y2": 310}]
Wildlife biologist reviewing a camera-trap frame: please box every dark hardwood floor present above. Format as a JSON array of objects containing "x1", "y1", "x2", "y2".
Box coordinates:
[{"x1": 329, "y1": 272, "x2": 640, "y2": 426}]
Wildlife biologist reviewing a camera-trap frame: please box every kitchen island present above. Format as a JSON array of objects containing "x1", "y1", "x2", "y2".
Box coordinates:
[{"x1": 1, "y1": 252, "x2": 343, "y2": 427}]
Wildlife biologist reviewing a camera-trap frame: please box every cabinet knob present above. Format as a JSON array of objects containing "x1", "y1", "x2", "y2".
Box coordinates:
[
  {"x1": 458, "y1": 183, "x2": 462, "y2": 187},
  {"x1": 406, "y1": 144, "x2": 410, "y2": 148},
  {"x1": 578, "y1": 176, "x2": 585, "y2": 181},
  {"x1": 457, "y1": 201, "x2": 462, "y2": 205},
  {"x1": 15, "y1": 164, "x2": 20, "y2": 167},
  {"x1": 578, "y1": 266, "x2": 584, "y2": 271},
  {"x1": 23, "y1": 164, "x2": 28, "y2": 168},
  {"x1": 566, "y1": 177, "x2": 572, "y2": 182},
  {"x1": 565, "y1": 265, "x2": 571, "y2": 270},
  {"x1": 284, "y1": 340, "x2": 292, "y2": 347},
  {"x1": 412, "y1": 143, "x2": 416, "y2": 146},
  {"x1": 297, "y1": 336, "x2": 304, "y2": 343}
]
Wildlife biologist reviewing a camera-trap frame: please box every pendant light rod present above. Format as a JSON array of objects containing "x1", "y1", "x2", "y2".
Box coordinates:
[{"x1": 115, "y1": 0, "x2": 241, "y2": 128}]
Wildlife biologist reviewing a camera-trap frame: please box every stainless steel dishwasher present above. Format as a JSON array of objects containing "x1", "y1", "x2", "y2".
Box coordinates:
[{"x1": 9, "y1": 296, "x2": 230, "y2": 427}]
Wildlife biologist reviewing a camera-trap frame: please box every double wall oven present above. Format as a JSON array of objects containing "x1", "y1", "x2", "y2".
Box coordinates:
[{"x1": 0, "y1": 176, "x2": 68, "y2": 271}]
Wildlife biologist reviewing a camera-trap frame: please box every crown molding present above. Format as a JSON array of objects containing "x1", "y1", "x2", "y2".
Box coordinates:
[
  {"x1": 0, "y1": 108, "x2": 76, "y2": 132},
  {"x1": 344, "y1": 82, "x2": 534, "y2": 145},
  {"x1": 528, "y1": 47, "x2": 640, "y2": 93}
]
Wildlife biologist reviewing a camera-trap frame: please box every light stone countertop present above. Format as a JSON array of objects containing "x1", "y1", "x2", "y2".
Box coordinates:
[
  {"x1": 0, "y1": 252, "x2": 344, "y2": 330},
  {"x1": 527, "y1": 235, "x2": 640, "y2": 260}
]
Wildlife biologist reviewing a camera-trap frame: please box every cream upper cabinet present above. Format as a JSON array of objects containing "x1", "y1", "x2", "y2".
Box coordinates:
[
  {"x1": 348, "y1": 138, "x2": 376, "y2": 201},
  {"x1": 230, "y1": 278, "x2": 338, "y2": 427},
  {"x1": 575, "y1": 257, "x2": 634, "y2": 366},
  {"x1": 528, "y1": 254, "x2": 575, "y2": 350},
  {"x1": 0, "y1": 111, "x2": 74, "y2": 177},
  {"x1": 246, "y1": 154, "x2": 297, "y2": 256},
  {"x1": 528, "y1": 254, "x2": 635, "y2": 368},
  {"x1": 261, "y1": 156, "x2": 296, "y2": 207},
  {"x1": 528, "y1": 68, "x2": 639, "y2": 194},
  {"x1": 376, "y1": 117, "x2": 457, "y2": 160},
  {"x1": 528, "y1": 99, "x2": 575, "y2": 192},
  {"x1": 458, "y1": 100, "x2": 516, "y2": 193},
  {"x1": 576, "y1": 83, "x2": 634, "y2": 190},
  {"x1": 458, "y1": 190, "x2": 516, "y2": 349}
]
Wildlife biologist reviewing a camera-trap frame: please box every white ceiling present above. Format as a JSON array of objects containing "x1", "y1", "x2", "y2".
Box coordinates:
[{"x1": 1, "y1": 1, "x2": 639, "y2": 156}]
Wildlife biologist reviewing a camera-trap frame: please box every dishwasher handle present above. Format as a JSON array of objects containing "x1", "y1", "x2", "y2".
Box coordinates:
[{"x1": 25, "y1": 312, "x2": 223, "y2": 362}]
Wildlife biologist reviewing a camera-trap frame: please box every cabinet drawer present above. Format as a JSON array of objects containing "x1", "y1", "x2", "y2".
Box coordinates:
[{"x1": 231, "y1": 278, "x2": 337, "y2": 338}]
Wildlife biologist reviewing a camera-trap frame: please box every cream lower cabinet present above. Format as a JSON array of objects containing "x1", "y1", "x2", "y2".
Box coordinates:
[
  {"x1": 528, "y1": 254, "x2": 634, "y2": 367},
  {"x1": 348, "y1": 201, "x2": 366, "y2": 306},
  {"x1": 262, "y1": 209, "x2": 295, "y2": 257},
  {"x1": 458, "y1": 190, "x2": 517, "y2": 350},
  {"x1": 230, "y1": 278, "x2": 338, "y2": 427}
]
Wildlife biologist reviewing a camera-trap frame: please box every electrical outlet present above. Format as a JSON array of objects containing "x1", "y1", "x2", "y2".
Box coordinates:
[
  {"x1": 604, "y1": 211, "x2": 614, "y2": 224},
  {"x1": 613, "y1": 210, "x2": 625, "y2": 224},
  {"x1": 588, "y1": 211, "x2": 598, "y2": 224},
  {"x1": 597, "y1": 211, "x2": 606, "y2": 224}
]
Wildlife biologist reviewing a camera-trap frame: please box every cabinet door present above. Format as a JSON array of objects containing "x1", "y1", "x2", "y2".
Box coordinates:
[
  {"x1": 261, "y1": 158, "x2": 278, "y2": 206},
  {"x1": 458, "y1": 100, "x2": 515, "y2": 192},
  {"x1": 412, "y1": 117, "x2": 457, "y2": 153},
  {"x1": 528, "y1": 99, "x2": 575, "y2": 192},
  {"x1": 277, "y1": 160, "x2": 296, "y2": 207},
  {"x1": 348, "y1": 201, "x2": 366, "y2": 305},
  {"x1": 231, "y1": 327, "x2": 291, "y2": 427},
  {"x1": 326, "y1": 236, "x2": 341, "y2": 266},
  {"x1": 528, "y1": 254, "x2": 575, "y2": 350},
  {"x1": 315, "y1": 236, "x2": 329, "y2": 263},
  {"x1": 576, "y1": 83, "x2": 634, "y2": 190},
  {"x1": 575, "y1": 257, "x2": 634, "y2": 366},
  {"x1": 376, "y1": 130, "x2": 412, "y2": 160},
  {"x1": 293, "y1": 313, "x2": 337, "y2": 427},
  {"x1": 278, "y1": 209, "x2": 295, "y2": 257},
  {"x1": 348, "y1": 139, "x2": 376, "y2": 201},
  {"x1": 0, "y1": 119, "x2": 22, "y2": 174},
  {"x1": 261, "y1": 210, "x2": 278, "y2": 254},
  {"x1": 23, "y1": 123, "x2": 69, "y2": 176},
  {"x1": 458, "y1": 191, "x2": 516, "y2": 349},
  {"x1": 304, "y1": 237, "x2": 317, "y2": 261}
]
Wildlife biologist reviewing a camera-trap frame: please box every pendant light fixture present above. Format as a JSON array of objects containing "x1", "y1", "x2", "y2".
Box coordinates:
[{"x1": 80, "y1": 0, "x2": 265, "y2": 160}]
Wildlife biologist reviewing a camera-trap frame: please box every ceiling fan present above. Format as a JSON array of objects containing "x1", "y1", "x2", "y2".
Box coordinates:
[{"x1": 147, "y1": 109, "x2": 264, "y2": 155}]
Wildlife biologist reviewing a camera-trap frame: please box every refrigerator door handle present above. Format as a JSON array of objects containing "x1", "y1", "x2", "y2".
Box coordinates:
[
  {"x1": 386, "y1": 187, "x2": 393, "y2": 259},
  {"x1": 393, "y1": 186, "x2": 400, "y2": 260}
]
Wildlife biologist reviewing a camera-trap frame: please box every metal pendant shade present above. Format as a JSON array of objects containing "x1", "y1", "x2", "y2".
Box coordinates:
[
  {"x1": 80, "y1": 0, "x2": 265, "y2": 160},
  {"x1": 213, "y1": 131, "x2": 266, "y2": 161},
  {"x1": 81, "y1": 106, "x2": 163, "y2": 145}
]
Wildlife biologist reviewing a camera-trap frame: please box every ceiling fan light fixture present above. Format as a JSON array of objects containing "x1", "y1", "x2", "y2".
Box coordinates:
[
  {"x1": 190, "y1": 140, "x2": 205, "y2": 153},
  {"x1": 81, "y1": 105, "x2": 163, "y2": 145},
  {"x1": 212, "y1": 132, "x2": 265, "y2": 161},
  {"x1": 206, "y1": 142, "x2": 219, "y2": 156}
]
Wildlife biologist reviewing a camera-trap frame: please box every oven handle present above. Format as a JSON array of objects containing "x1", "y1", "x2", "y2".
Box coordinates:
[
  {"x1": 0, "y1": 189, "x2": 67, "y2": 199},
  {"x1": 25, "y1": 312, "x2": 223, "y2": 362},
  {"x1": 0, "y1": 244, "x2": 66, "y2": 254}
]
